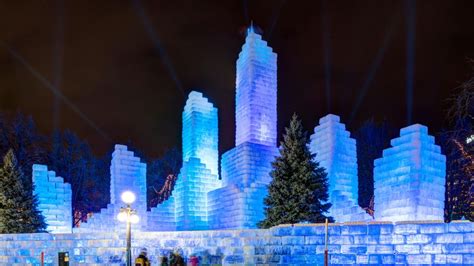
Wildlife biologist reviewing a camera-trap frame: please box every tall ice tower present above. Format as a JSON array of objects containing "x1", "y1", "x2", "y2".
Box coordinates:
[
  {"x1": 235, "y1": 26, "x2": 278, "y2": 147},
  {"x1": 208, "y1": 26, "x2": 279, "y2": 229}
]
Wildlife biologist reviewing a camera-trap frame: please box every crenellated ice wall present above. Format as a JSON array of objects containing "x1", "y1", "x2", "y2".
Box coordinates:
[
  {"x1": 1, "y1": 221, "x2": 472, "y2": 265},
  {"x1": 76, "y1": 145, "x2": 148, "y2": 232},
  {"x1": 33, "y1": 164, "x2": 72, "y2": 234},
  {"x1": 309, "y1": 114, "x2": 372, "y2": 222},
  {"x1": 374, "y1": 124, "x2": 446, "y2": 222},
  {"x1": 209, "y1": 27, "x2": 278, "y2": 229}
]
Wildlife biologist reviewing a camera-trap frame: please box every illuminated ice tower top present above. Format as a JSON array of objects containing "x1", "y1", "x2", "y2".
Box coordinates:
[
  {"x1": 182, "y1": 91, "x2": 219, "y2": 176},
  {"x1": 235, "y1": 26, "x2": 277, "y2": 147}
]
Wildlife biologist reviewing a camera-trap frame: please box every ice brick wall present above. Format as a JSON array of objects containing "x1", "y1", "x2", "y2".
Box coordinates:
[
  {"x1": 147, "y1": 197, "x2": 175, "y2": 231},
  {"x1": 235, "y1": 26, "x2": 277, "y2": 147},
  {"x1": 76, "y1": 145, "x2": 148, "y2": 232},
  {"x1": 174, "y1": 91, "x2": 221, "y2": 230},
  {"x1": 182, "y1": 91, "x2": 219, "y2": 176},
  {"x1": 209, "y1": 27, "x2": 278, "y2": 229},
  {"x1": 110, "y1": 144, "x2": 147, "y2": 212},
  {"x1": 150, "y1": 91, "x2": 221, "y2": 231},
  {"x1": 309, "y1": 114, "x2": 371, "y2": 222},
  {"x1": 374, "y1": 124, "x2": 446, "y2": 222},
  {"x1": 32, "y1": 164, "x2": 72, "y2": 234},
  {"x1": 1, "y1": 221, "x2": 472, "y2": 265}
]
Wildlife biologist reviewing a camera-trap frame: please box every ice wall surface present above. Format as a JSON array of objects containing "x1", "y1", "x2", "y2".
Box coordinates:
[
  {"x1": 33, "y1": 164, "x2": 72, "y2": 233},
  {"x1": 76, "y1": 145, "x2": 148, "y2": 232},
  {"x1": 309, "y1": 114, "x2": 371, "y2": 222},
  {"x1": 151, "y1": 91, "x2": 221, "y2": 231},
  {"x1": 209, "y1": 27, "x2": 278, "y2": 229},
  {"x1": 235, "y1": 26, "x2": 277, "y2": 147},
  {"x1": 374, "y1": 124, "x2": 446, "y2": 221},
  {"x1": 2, "y1": 221, "x2": 473, "y2": 265}
]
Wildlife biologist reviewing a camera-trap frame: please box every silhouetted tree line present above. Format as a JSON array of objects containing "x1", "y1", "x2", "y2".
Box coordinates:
[{"x1": 0, "y1": 112, "x2": 181, "y2": 227}]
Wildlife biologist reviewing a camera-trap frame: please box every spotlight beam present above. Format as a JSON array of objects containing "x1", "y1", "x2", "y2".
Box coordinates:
[
  {"x1": 405, "y1": 0, "x2": 416, "y2": 124},
  {"x1": 350, "y1": 14, "x2": 400, "y2": 122},
  {"x1": 1, "y1": 42, "x2": 112, "y2": 142},
  {"x1": 132, "y1": 0, "x2": 185, "y2": 98},
  {"x1": 266, "y1": 0, "x2": 286, "y2": 40},
  {"x1": 321, "y1": 0, "x2": 332, "y2": 112}
]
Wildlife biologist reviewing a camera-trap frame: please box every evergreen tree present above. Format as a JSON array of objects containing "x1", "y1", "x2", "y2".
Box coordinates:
[
  {"x1": 259, "y1": 114, "x2": 332, "y2": 228},
  {"x1": 0, "y1": 150, "x2": 46, "y2": 233}
]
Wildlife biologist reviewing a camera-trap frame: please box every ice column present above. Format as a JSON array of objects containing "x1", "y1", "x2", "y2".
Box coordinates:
[
  {"x1": 309, "y1": 114, "x2": 372, "y2": 222},
  {"x1": 151, "y1": 91, "x2": 221, "y2": 231},
  {"x1": 33, "y1": 164, "x2": 72, "y2": 233},
  {"x1": 374, "y1": 124, "x2": 446, "y2": 221},
  {"x1": 209, "y1": 27, "x2": 278, "y2": 229}
]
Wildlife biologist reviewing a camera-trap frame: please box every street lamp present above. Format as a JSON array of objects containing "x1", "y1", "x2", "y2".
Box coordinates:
[{"x1": 117, "y1": 191, "x2": 139, "y2": 266}]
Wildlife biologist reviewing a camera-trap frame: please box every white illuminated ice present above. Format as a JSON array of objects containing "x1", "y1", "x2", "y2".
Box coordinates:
[
  {"x1": 309, "y1": 114, "x2": 372, "y2": 222},
  {"x1": 374, "y1": 124, "x2": 446, "y2": 221}
]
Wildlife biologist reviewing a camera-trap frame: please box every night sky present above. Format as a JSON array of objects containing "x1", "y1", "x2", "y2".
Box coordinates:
[{"x1": 1, "y1": 0, "x2": 474, "y2": 158}]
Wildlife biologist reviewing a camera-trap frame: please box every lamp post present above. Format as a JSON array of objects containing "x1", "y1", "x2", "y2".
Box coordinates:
[{"x1": 117, "y1": 191, "x2": 139, "y2": 266}]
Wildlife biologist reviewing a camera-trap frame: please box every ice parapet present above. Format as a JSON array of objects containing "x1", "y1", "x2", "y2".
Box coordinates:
[
  {"x1": 374, "y1": 124, "x2": 446, "y2": 221},
  {"x1": 33, "y1": 164, "x2": 72, "y2": 233},
  {"x1": 309, "y1": 114, "x2": 371, "y2": 222}
]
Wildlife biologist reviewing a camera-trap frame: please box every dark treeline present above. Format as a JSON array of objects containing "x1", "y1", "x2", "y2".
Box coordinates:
[{"x1": 0, "y1": 112, "x2": 181, "y2": 227}]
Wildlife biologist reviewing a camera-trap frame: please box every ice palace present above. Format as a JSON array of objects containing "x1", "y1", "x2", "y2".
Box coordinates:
[
  {"x1": 7, "y1": 25, "x2": 473, "y2": 266},
  {"x1": 33, "y1": 26, "x2": 450, "y2": 233}
]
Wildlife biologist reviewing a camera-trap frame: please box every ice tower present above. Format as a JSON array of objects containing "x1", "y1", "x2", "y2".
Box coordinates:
[
  {"x1": 174, "y1": 91, "x2": 220, "y2": 230},
  {"x1": 374, "y1": 124, "x2": 446, "y2": 221},
  {"x1": 309, "y1": 114, "x2": 372, "y2": 222},
  {"x1": 208, "y1": 26, "x2": 279, "y2": 229},
  {"x1": 149, "y1": 91, "x2": 220, "y2": 231}
]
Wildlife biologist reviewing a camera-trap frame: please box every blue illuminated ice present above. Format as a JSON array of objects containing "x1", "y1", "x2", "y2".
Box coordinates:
[
  {"x1": 209, "y1": 27, "x2": 278, "y2": 229},
  {"x1": 309, "y1": 114, "x2": 372, "y2": 222},
  {"x1": 33, "y1": 164, "x2": 72, "y2": 233},
  {"x1": 235, "y1": 26, "x2": 277, "y2": 147},
  {"x1": 150, "y1": 91, "x2": 221, "y2": 230},
  {"x1": 75, "y1": 145, "x2": 148, "y2": 232},
  {"x1": 374, "y1": 124, "x2": 446, "y2": 221}
]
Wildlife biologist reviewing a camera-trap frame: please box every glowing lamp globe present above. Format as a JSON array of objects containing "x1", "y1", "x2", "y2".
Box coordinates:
[
  {"x1": 117, "y1": 212, "x2": 127, "y2": 222},
  {"x1": 121, "y1": 191, "x2": 136, "y2": 204},
  {"x1": 130, "y1": 214, "x2": 139, "y2": 224}
]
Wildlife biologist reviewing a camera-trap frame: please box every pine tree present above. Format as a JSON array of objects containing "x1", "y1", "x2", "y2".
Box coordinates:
[
  {"x1": 0, "y1": 150, "x2": 46, "y2": 233},
  {"x1": 258, "y1": 114, "x2": 332, "y2": 228}
]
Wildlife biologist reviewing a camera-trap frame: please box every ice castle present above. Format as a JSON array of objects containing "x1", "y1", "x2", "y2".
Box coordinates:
[{"x1": 32, "y1": 26, "x2": 449, "y2": 234}]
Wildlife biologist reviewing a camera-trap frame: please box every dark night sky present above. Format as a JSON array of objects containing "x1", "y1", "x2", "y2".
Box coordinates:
[{"x1": 1, "y1": 0, "x2": 474, "y2": 158}]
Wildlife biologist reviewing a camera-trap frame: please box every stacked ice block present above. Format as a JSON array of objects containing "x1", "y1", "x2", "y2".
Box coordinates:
[
  {"x1": 208, "y1": 27, "x2": 278, "y2": 229},
  {"x1": 147, "y1": 196, "x2": 175, "y2": 231},
  {"x1": 76, "y1": 145, "x2": 148, "y2": 232},
  {"x1": 309, "y1": 114, "x2": 372, "y2": 222},
  {"x1": 33, "y1": 164, "x2": 72, "y2": 233},
  {"x1": 151, "y1": 91, "x2": 221, "y2": 231},
  {"x1": 374, "y1": 124, "x2": 446, "y2": 221}
]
